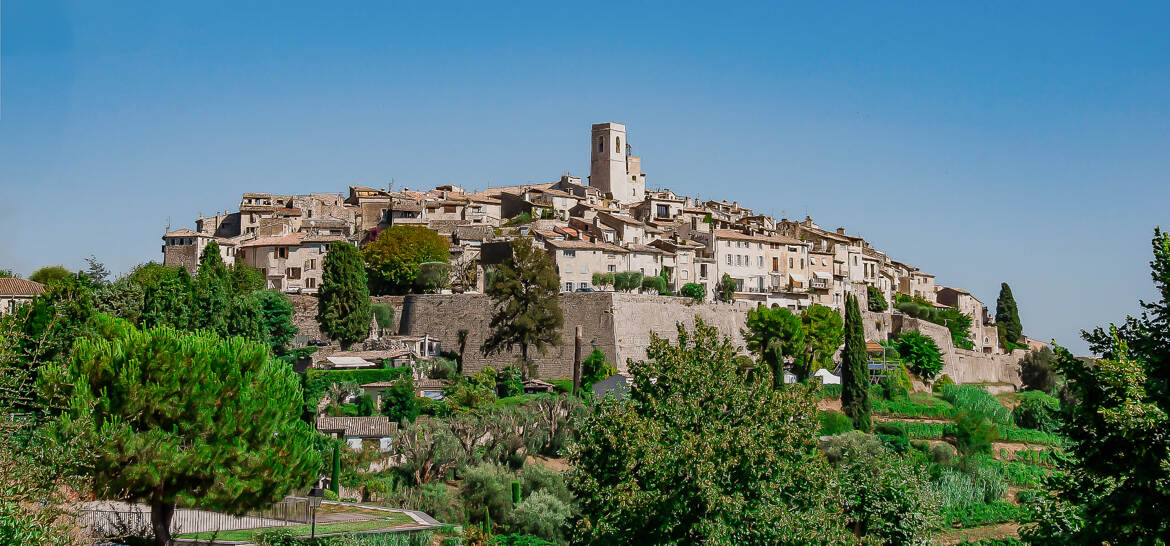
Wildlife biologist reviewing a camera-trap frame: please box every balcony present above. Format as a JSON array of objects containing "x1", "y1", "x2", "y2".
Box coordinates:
[{"x1": 811, "y1": 279, "x2": 829, "y2": 289}]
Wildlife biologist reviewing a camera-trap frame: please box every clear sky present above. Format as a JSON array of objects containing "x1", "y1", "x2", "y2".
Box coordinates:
[{"x1": 2, "y1": 2, "x2": 1168, "y2": 354}]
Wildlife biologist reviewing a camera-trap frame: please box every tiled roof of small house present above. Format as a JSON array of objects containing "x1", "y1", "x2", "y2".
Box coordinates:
[
  {"x1": 316, "y1": 416, "x2": 398, "y2": 437},
  {"x1": 0, "y1": 278, "x2": 45, "y2": 297},
  {"x1": 238, "y1": 232, "x2": 307, "y2": 248}
]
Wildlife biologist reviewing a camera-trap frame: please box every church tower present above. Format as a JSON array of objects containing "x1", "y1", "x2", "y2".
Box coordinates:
[{"x1": 589, "y1": 122, "x2": 645, "y2": 204}]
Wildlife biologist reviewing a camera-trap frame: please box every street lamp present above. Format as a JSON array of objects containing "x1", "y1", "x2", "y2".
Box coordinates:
[{"x1": 308, "y1": 485, "x2": 324, "y2": 538}]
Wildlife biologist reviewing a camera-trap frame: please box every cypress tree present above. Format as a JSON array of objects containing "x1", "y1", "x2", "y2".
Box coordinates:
[
  {"x1": 317, "y1": 242, "x2": 373, "y2": 349},
  {"x1": 995, "y1": 282, "x2": 1022, "y2": 344},
  {"x1": 840, "y1": 294, "x2": 871, "y2": 431},
  {"x1": 192, "y1": 241, "x2": 231, "y2": 335},
  {"x1": 330, "y1": 444, "x2": 341, "y2": 496}
]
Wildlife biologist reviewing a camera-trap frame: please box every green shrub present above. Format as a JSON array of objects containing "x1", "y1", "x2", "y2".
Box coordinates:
[
  {"x1": 894, "y1": 332, "x2": 944, "y2": 380},
  {"x1": 428, "y1": 357, "x2": 459, "y2": 380},
  {"x1": 872, "y1": 398, "x2": 957, "y2": 420},
  {"x1": 489, "y1": 535, "x2": 557, "y2": 546},
  {"x1": 867, "y1": 285, "x2": 888, "y2": 312},
  {"x1": 498, "y1": 366, "x2": 524, "y2": 398},
  {"x1": 934, "y1": 464, "x2": 1007, "y2": 508},
  {"x1": 505, "y1": 212, "x2": 535, "y2": 226},
  {"x1": 821, "y1": 384, "x2": 842, "y2": 400},
  {"x1": 356, "y1": 393, "x2": 376, "y2": 417},
  {"x1": 819, "y1": 411, "x2": 853, "y2": 436},
  {"x1": 940, "y1": 501, "x2": 1022, "y2": 528},
  {"x1": 679, "y1": 283, "x2": 706, "y2": 302},
  {"x1": 520, "y1": 463, "x2": 571, "y2": 505},
  {"x1": 954, "y1": 411, "x2": 998, "y2": 455},
  {"x1": 323, "y1": 489, "x2": 339, "y2": 501},
  {"x1": 933, "y1": 374, "x2": 955, "y2": 392},
  {"x1": 508, "y1": 490, "x2": 571, "y2": 544},
  {"x1": 880, "y1": 364, "x2": 912, "y2": 400},
  {"x1": 931, "y1": 443, "x2": 955, "y2": 465},
  {"x1": 820, "y1": 430, "x2": 885, "y2": 464},
  {"x1": 1012, "y1": 390, "x2": 1060, "y2": 433},
  {"x1": 640, "y1": 275, "x2": 669, "y2": 295},
  {"x1": 461, "y1": 463, "x2": 515, "y2": 526},
  {"x1": 372, "y1": 303, "x2": 395, "y2": 332}
]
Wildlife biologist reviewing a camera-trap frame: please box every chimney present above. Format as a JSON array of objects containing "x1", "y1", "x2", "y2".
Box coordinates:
[{"x1": 837, "y1": 227, "x2": 846, "y2": 235}]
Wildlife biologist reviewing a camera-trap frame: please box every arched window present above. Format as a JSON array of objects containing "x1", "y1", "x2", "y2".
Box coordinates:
[
  {"x1": 598, "y1": 137, "x2": 604, "y2": 152},
  {"x1": 616, "y1": 137, "x2": 621, "y2": 151}
]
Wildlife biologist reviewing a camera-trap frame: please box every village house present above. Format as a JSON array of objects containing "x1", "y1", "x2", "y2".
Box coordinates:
[
  {"x1": 315, "y1": 416, "x2": 397, "y2": 452},
  {"x1": 937, "y1": 286, "x2": 999, "y2": 354},
  {"x1": 0, "y1": 278, "x2": 45, "y2": 315},
  {"x1": 544, "y1": 238, "x2": 627, "y2": 292}
]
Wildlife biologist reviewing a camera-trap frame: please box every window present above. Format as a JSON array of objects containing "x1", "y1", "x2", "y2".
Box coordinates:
[
  {"x1": 700, "y1": 264, "x2": 708, "y2": 279},
  {"x1": 306, "y1": 278, "x2": 316, "y2": 289},
  {"x1": 773, "y1": 257, "x2": 779, "y2": 271},
  {"x1": 307, "y1": 259, "x2": 316, "y2": 270},
  {"x1": 736, "y1": 255, "x2": 742, "y2": 266},
  {"x1": 854, "y1": 256, "x2": 859, "y2": 266},
  {"x1": 789, "y1": 257, "x2": 794, "y2": 268},
  {"x1": 277, "y1": 247, "x2": 288, "y2": 259},
  {"x1": 563, "y1": 250, "x2": 576, "y2": 257},
  {"x1": 579, "y1": 282, "x2": 590, "y2": 290},
  {"x1": 681, "y1": 269, "x2": 689, "y2": 279},
  {"x1": 565, "y1": 282, "x2": 574, "y2": 291},
  {"x1": 757, "y1": 256, "x2": 763, "y2": 267},
  {"x1": 286, "y1": 267, "x2": 301, "y2": 280},
  {"x1": 565, "y1": 265, "x2": 572, "y2": 273},
  {"x1": 616, "y1": 136, "x2": 621, "y2": 150},
  {"x1": 607, "y1": 265, "x2": 616, "y2": 272},
  {"x1": 598, "y1": 137, "x2": 604, "y2": 152},
  {"x1": 822, "y1": 258, "x2": 827, "y2": 266},
  {"x1": 726, "y1": 255, "x2": 732, "y2": 265},
  {"x1": 801, "y1": 258, "x2": 805, "y2": 269},
  {"x1": 444, "y1": 205, "x2": 456, "y2": 213}
]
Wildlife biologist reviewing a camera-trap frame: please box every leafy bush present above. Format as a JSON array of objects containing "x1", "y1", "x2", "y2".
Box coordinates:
[
  {"x1": 872, "y1": 398, "x2": 957, "y2": 419},
  {"x1": 940, "y1": 501, "x2": 1023, "y2": 528},
  {"x1": 380, "y1": 377, "x2": 420, "y2": 423},
  {"x1": 520, "y1": 463, "x2": 572, "y2": 505},
  {"x1": 933, "y1": 374, "x2": 955, "y2": 391},
  {"x1": 1019, "y1": 346, "x2": 1058, "y2": 393},
  {"x1": 508, "y1": 490, "x2": 571, "y2": 544},
  {"x1": 932, "y1": 443, "x2": 955, "y2": 465},
  {"x1": 954, "y1": 411, "x2": 998, "y2": 455},
  {"x1": 324, "y1": 489, "x2": 339, "y2": 501},
  {"x1": 819, "y1": 411, "x2": 853, "y2": 436},
  {"x1": 940, "y1": 385, "x2": 1012, "y2": 425},
  {"x1": 498, "y1": 366, "x2": 524, "y2": 398},
  {"x1": 461, "y1": 463, "x2": 515, "y2": 526},
  {"x1": 821, "y1": 384, "x2": 842, "y2": 400},
  {"x1": 934, "y1": 464, "x2": 1007, "y2": 508},
  {"x1": 875, "y1": 421, "x2": 910, "y2": 453},
  {"x1": 504, "y1": 212, "x2": 535, "y2": 226},
  {"x1": 640, "y1": 275, "x2": 669, "y2": 295},
  {"x1": 879, "y1": 363, "x2": 912, "y2": 400},
  {"x1": 1012, "y1": 390, "x2": 1060, "y2": 433},
  {"x1": 894, "y1": 332, "x2": 944, "y2": 380},
  {"x1": 820, "y1": 430, "x2": 885, "y2": 464},
  {"x1": 679, "y1": 282, "x2": 706, "y2": 302},
  {"x1": 867, "y1": 285, "x2": 888, "y2": 312},
  {"x1": 428, "y1": 357, "x2": 459, "y2": 380}
]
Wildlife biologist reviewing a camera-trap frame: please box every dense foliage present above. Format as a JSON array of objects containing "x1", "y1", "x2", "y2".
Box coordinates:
[
  {"x1": 894, "y1": 331, "x2": 944, "y2": 380},
  {"x1": 1024, "y1": 229, "x2": 1170, "y2": 543},
  {"x1": 317, "y1": 241, "x2": 373, "y2": 349},
  {"x1": 743, "y1": 304, "x2": 804, "y2": 388},
  {"x1": 716, "y1": 273, "x2": 737, "y2": 302},
  {"x1": 29, "y1": 265, "x2": 71, "y2": 286},
  {"x1": 866, "y1": 285, "x2": 888, "y2": 311},
  {"x1": 482, "y1": 238, "x2": 563, "y2": 380},
  {"x1": 679, "y1": 282, "x2": 705, "y2": 302},
  {"x1": 40, "y1": 316, "x2": 319, "y2": 545},
  {"x1": 570, "y1": 319, "x2": 850, "y2": 544},
  {"x1": 1019, "y1": 346, "x2": 1058, "y2": 393},
  {"x1": 362, "y1": 225, "x2": 451, "y2": 294}
]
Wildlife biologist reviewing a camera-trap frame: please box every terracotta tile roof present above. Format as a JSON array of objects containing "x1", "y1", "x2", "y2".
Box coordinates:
[
  {"x1": 239, "y1": 232, "x2": 307, "y2": 248},
  {"x1": 163, "y1": 228, "x2": 198, "y2": 237},
  {"x1": 543, "y1": 239, "x2": 627, "y2": 252},
  {"x1": 316, "y1": 416, "x2": 398, "y2": 437},
  {"x1": 712, "y1": 229, "x2": 801, "y2": 245},
  {"x1": 0, "y1": 278, "x2": 45, "y2": 297}
]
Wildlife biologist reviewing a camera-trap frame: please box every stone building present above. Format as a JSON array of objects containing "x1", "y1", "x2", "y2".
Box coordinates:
[{"x1": 589, "y1": 122, "x2": 646, "y2": 204}]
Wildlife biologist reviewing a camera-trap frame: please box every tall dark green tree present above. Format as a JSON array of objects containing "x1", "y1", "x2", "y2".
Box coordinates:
[
  {"x1": 39, "y1": 316, "x2": 320, "y2": 546},
  {"x1": 141, "y1": 266, "x2": 193, "y2": 330},
  {"x1": 192, "y1": 241, "x2": 232, "y2": 335},
  {"x1": 317, "y1": 242, "x2": 372, "y2": 349},
  {"x1": 1024, "y1": 229, "x2": 1170, "y2": 544},
  {"x1": 481, "y1": 237, "x2": 563, "y2": 380},
  {"x1": 866, "y1": 285, "x2": 888, "y2": 312},
  {"x1": 253, "y1": 290, "x2": 299, "y2": 354},
  {"x1": 995, "y1": 282, "x2": 1022, "y2": 346},
  {"x1": 361, "y1": 225, "x2": 451, "y2": 294},
  {"x1": 840, "y1": 294, "x2": 871, "y2": 431}
]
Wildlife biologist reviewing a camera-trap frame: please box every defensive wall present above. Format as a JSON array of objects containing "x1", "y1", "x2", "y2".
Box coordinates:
[{"x1": 294, "y1": 292, "x2": 1023, "y2": 388}]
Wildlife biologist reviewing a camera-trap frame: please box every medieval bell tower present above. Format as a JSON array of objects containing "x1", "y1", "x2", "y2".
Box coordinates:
[{"x1": 589, "y1": 122, "x2": 645, "y2": 204}]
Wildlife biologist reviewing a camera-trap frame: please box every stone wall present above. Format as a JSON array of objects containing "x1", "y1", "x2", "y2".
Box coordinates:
[{"x1": 291, "y1": 292, "x2": 1024, "y2": 387}]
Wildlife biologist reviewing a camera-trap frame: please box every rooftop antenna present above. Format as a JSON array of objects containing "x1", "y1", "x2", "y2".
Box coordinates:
[{"x1": 165, "y1": 216, "x2": 172, "y2": 232}]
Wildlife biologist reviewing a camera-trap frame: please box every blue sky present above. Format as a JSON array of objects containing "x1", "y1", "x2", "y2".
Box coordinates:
[{"x1": 2, "y1": 2, "x2": 1168, "y2": 354}]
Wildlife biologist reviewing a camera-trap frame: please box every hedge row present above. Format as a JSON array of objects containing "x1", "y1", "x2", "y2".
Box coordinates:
[{"x1": 303, "y1": 366, "x2": 412, "y2": 413}]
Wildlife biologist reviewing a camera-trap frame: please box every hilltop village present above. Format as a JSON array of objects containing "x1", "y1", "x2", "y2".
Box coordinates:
[{"x1": 162, "y1": 122, "x2": 1028, "y2": 378}]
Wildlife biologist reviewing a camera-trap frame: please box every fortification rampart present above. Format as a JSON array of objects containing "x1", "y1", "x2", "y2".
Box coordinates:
[{"x1": 292, "y1": 293, "x2": 1023, "y2": 387}]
